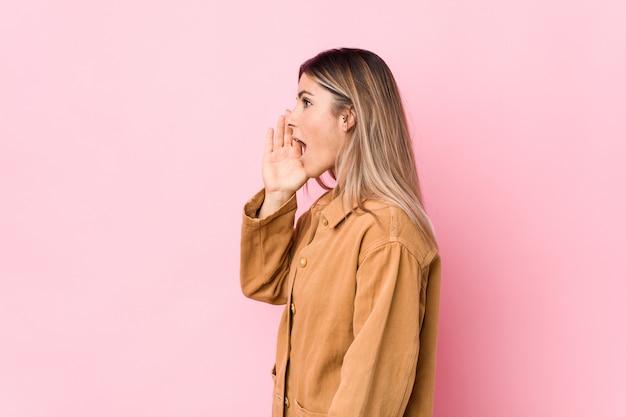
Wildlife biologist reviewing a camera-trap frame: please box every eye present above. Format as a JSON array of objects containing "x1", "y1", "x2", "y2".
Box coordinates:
[{"x1": 302, "y1": 97, "x2": 312, "y2": 107}]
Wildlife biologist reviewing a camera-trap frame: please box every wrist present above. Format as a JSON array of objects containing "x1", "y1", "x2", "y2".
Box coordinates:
[{"x1": 258, "y1": 190, "x2": 294, "y2": 219}]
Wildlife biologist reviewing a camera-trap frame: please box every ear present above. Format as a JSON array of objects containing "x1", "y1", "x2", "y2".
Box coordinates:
[{"x1": 340, "y1": 108, "x2": 356, "y2": 132}]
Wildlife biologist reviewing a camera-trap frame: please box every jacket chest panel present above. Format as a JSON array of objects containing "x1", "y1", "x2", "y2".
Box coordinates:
[
  {"x1": 289, "y1": 217, "x2": 362, "y2": 298},
  {"x1": 286, "y1": 218, "x2": 364, "y2": 347}
]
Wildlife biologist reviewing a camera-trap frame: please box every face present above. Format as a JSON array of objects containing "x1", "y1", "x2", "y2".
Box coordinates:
[{"x1": 287, "y1": 73, "x2": 348, "y2": 179}]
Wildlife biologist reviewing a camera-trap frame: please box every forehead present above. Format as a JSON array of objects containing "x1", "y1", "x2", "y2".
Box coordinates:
[
  {"x1": 298, "y1": 73, "x2": 324, "y2": 94},
  {"x1": 297, "y1": 73, "x2": 331, "y2": 98}
]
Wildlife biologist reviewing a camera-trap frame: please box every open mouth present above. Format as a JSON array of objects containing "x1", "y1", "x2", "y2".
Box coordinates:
[{"x1": 293, "y1": 138, "x2": 307, "y2": 155}]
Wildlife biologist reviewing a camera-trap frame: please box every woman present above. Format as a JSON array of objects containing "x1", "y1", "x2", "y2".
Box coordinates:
[{"x1": 240, "y1": 48, "x2": 441, "y2": 417}]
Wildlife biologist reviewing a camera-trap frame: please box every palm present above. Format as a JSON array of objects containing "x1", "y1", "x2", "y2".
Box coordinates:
[{"x1": 262, "y1": 115, "x2": 307, "y2": 195}]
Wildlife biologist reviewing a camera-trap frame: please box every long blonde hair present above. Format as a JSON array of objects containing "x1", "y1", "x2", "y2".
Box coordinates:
[{"x1": 299, "y1": 48, "x2": 437, "y2": 248}]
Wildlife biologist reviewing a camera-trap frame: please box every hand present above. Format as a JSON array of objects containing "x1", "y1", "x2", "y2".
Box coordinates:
[{"x1": 258, "y1": 111, "x2": 307, "y2": 218}]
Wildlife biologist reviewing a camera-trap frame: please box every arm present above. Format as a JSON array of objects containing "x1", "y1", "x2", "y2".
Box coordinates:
[
  {"x1": 240, "y1": 189, "x2": 298, "y2": 305},
  {"x1": 328, "y1": 241, "x2": 433, "y2": 417},
  {"x1": 239, "y1": 112, "x2": 309, "y2": 304}
]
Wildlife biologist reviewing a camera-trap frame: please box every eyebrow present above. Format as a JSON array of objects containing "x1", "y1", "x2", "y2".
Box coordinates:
[{"x1": 297, "y1": 90, "x2": 314, "y2": 98}]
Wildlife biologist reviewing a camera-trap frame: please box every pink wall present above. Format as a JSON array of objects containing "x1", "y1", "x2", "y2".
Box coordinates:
[{"x1": 1, "y1": 1, "x2": 624, "y2": 416}]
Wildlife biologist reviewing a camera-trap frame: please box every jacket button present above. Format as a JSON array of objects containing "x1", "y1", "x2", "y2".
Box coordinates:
[
  {"x1": 299, "y1": 257, "x2": 307, "y2": 267},
  {"x1": 285, "y1": 396, "x2": 290, "y2": 408},
  {"x1": 321, "y1": 217, "x2": 329, "y2": 226},
  {"x1": 290, "y1": 303, "x2": 296, "y2": 315}
]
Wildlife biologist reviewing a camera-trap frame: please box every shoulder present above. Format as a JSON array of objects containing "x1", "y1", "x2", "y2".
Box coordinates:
[{"x1": 352, "y1": 199, "x2": 438, "y2": 265}]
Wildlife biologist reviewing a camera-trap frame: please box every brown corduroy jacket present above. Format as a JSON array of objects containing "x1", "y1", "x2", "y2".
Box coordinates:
[{"x1": 240, "y1": 189, "x2": 441, "y2": 417}]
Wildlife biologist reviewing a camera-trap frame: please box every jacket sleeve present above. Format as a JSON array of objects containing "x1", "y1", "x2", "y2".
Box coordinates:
[
  {"x1": 328, "y1": 241, "x2": 435, "y2": 417},
  {"x1": 239, "y1": 189, "x2": 298, "y2": 305}
]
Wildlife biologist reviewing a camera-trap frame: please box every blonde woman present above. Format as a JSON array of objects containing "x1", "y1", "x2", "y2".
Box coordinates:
[{"x1": 240, "y1": 48, "x2": 441, "y2": 417}]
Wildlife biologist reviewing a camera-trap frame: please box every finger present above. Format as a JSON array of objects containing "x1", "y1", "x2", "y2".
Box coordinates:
[
  {"x1": 283, "y1": 109, "x2": 293, "y2": 147},
  {"x1": 265, "y1": 127, "x2": 274, "y2": 154},
  {"x1": 274, "y1": 115, "x2": 285, "y2": 148},
  {"x1": 284, "y1": 124, "x2": 293, "y2": 147}
]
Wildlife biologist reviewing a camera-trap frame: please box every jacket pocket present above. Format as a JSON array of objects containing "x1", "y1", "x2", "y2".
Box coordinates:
[{"x1": 294, "y1": 400, "x2": 327, "y2": 417}]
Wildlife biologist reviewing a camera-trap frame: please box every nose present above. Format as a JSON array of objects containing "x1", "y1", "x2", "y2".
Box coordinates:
[{"x1": 286, "y1": 107, "x2": 296, "y2": 127}]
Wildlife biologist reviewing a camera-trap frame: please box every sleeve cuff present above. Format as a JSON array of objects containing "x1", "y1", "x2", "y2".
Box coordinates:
[{"x1": 242, "y1": 189, "x2": 298, "y2": 227}]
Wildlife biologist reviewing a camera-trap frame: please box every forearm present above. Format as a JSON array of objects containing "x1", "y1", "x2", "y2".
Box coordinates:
[{"x1": 240, "y1": 189, "x2": 298, "y2": 304}]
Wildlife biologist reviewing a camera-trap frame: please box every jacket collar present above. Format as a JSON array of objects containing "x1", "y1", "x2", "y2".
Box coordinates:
[{"x1": 312, "y1": 190, "x2": 360, "y2": 229}]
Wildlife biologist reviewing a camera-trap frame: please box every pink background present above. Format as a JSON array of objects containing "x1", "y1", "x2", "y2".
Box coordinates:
[{"x1": 1, "y1": 1, "x2": 624, "y2": 416}]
